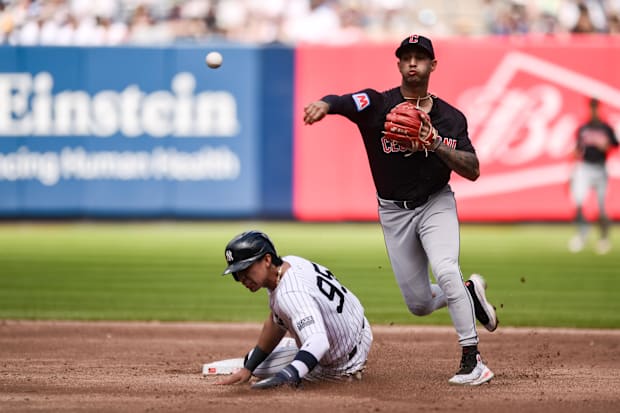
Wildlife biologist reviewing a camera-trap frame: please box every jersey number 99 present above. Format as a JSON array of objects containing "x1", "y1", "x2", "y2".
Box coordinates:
[{"x1": 312, "y1": 262, "x2": 348, "y2": 313}]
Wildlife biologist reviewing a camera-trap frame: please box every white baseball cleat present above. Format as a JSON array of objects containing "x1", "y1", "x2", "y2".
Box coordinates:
[
  {"x1": 466, "y1": 274, "x2": 498, "y2": 332},
  {"x1": 596, "y1": 239, "x2": 611, "y2": 255},
  {"x1": 568, "y1": 235, "x2": 585, "y2": 253},
  {"x1": 448, "y1": 353, "x2": 494, "y2": 386}
]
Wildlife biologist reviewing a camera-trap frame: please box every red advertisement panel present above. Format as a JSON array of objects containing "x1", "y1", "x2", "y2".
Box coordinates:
[{"x1": 294, "y1": 36, "x2": 620, "y2": 221}]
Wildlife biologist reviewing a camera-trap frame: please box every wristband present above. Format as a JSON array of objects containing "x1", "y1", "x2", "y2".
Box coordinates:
[{"x1": 243, "y1": 346, "x2": 269, "y2": 373}]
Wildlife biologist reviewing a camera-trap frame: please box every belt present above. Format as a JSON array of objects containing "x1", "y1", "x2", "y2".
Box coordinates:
[{"x1": 393, "y1": 197, "x2": 428, "y2": 210}]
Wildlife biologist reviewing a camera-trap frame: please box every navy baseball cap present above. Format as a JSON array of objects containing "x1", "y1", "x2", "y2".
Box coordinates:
[{"x1": 395, "y1": 35, "x2": 435, "y2": 59}]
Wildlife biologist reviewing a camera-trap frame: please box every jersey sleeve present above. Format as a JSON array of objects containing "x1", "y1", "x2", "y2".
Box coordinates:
[
  {"x1": 277, "y1": 290, "x2": 330, "y2": 361},
  {"x1": 321, "y1": 89, "x2": 383, "y2": 124},
  {"x1": 279, "y1": 290, "x2": 327, "y2": 339},
  {"x1": 453, "y1": 111, "x2": 475, "y2": 153}
]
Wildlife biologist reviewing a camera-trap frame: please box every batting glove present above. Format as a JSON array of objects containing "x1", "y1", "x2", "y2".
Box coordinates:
[{"x1": 251, "y1": 365, "x2": 301, "y2": 390}]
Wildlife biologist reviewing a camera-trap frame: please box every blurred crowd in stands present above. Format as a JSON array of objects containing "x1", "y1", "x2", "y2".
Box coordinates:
[{"x1": 1, "y1": 0, "x2": 619, "y2": 46}]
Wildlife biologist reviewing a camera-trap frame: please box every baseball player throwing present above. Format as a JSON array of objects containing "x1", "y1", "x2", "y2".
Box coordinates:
[
  {"x1": 216, "y1": 230, "x2": 372, "y2": 389},
  {"x1": 303, "y1": 34, "x2": 498, "y2": 385}
]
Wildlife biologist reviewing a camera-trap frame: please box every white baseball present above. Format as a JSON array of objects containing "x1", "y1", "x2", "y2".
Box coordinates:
[{"x1": 205, "y1": 51, "x2": 223, "y2": 69}]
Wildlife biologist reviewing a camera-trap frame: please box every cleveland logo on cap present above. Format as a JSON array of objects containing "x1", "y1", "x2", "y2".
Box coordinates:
[{"x1": 395, "y1": 34, "x2": 435, "y2": 59}]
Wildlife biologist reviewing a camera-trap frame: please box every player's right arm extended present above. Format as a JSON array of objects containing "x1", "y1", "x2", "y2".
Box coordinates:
[
  {"x1": 304, "y1": 90, "x2": 380, "y2": 125},
  {"x1": 255, "y1": 314, "x2": 287, "y2": 355},
  {"x1": 215, "y1": 314, "x2": 285, "y2": 385},
  {"x1": 303, "y1": 100, "x2": 330, "y2": 124}
]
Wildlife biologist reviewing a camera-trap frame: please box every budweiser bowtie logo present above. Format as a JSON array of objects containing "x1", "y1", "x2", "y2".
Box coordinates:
[{"x1": 452, "y1": 51, "x2": 620, "y2": 199}]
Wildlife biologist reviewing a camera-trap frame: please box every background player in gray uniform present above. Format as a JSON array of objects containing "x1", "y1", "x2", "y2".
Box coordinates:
[
  {"x1": 568, "y1": 97, "x2": 618, "y2": 255},
  {"x1": 216, "y1": 230, "x2": 372, "y2": 389},
  {"x1": 303, "y1": 34, "x2": 498, "y2": 385}
]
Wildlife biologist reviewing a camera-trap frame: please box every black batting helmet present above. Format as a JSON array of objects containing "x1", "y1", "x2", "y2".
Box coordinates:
[{"x1": 222, "y1": 230, "x2": 277, "y2": 276}]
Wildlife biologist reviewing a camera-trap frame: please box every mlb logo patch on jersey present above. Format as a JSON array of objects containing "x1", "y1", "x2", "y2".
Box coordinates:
[
  {"x1": 352, "y1": 93, "x2": 370, "y2": 111},
  {"x1": 296, "y1": 316, "x2": 315, "y2": 331}
]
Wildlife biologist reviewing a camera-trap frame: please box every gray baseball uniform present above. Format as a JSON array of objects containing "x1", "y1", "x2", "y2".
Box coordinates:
[
  {"x1": 303, "y1": 34, "x2": 498, "y2": 386},
  {"x1": 320, "y1": 88, "x2": 479, "y2": 347},
  {"x1": 378, "y1": 186, "x2": 477, "y2": 346},
  {"x1": 571, "y1": 120, "x2": 618, "y2": 210},
  {"x1": 569, "y1": 115, "x2": 618, "y2": 247}
]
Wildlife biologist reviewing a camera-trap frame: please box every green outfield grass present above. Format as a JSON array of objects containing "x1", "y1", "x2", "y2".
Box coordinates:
[{"x1": 0, "y1": 222, "x2": 618, "y2": 328}]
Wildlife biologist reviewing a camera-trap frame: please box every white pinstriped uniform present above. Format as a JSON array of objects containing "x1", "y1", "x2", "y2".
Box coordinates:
[{"x1": 253, "y1": 255, "x2": 372, "y2": 381}]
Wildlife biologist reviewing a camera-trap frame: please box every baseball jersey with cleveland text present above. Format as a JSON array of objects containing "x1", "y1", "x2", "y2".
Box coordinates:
[
  {"x1": 322, "y1": 87, "x2": 475, "y2": 201},
  {"x1": 577, "y1": 120, "x2": 618, "y2": 164}
]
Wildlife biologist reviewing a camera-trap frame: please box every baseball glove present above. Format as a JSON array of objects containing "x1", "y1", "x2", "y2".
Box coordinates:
[{"x1": 383, "y1": 101, "x2": 441, "y2": 154}]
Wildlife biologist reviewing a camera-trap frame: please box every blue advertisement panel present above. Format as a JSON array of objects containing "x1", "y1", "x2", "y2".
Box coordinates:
[
  {"x1": 0, "y1": 47, "x2": 25, "y2": 212},
  {"x1": 259, "y1": 45, "x2": 294, "y2": 217},
  {"x1": 0, "y1": 45, "x2": 293, "y2": 218}
]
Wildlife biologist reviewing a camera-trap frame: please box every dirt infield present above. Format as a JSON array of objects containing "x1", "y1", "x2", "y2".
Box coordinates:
[{"x1": 1, "y1": 321, "x2": 619, "y2": 413}]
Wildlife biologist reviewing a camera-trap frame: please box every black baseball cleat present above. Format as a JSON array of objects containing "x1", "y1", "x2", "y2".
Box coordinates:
[
  {"x1": 465, "y1": 274, "x2": 498, "y2": 332},
  {"x1": 448, "y1": 348, "x2": 494, "y2": 385}
]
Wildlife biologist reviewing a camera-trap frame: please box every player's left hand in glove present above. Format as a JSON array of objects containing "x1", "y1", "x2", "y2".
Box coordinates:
[
  {"x1": 383, "y1": 101, "x2": 441, "y2": 154},
  {"x1": 251, "y1": 365, "x2": 301, "y2": 390}
]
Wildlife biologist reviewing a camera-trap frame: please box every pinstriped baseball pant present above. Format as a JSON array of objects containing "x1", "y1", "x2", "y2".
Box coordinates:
[{"x1": 253, "y1": 317, "x2": 373, "y2": 381}]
